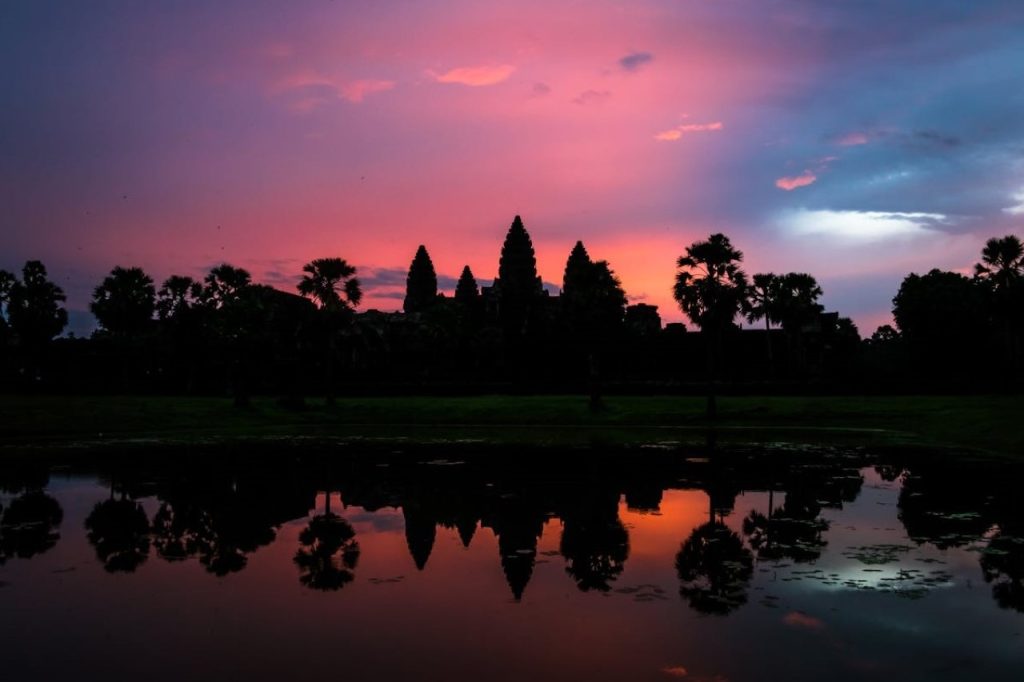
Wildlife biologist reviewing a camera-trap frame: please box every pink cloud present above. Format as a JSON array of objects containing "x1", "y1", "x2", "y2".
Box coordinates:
[
  {"x1": 836, "y1": 131, "x2": 869, "y2": 146},
  {"x1": 775, "y1": 172, "x2": 817, "y2": 190},
  {"x1": 274, "y1": 71, "x2": 335, "y2": 92},
  {"x1": 339, "y1": 79, "x2": 396, "y2": 102},
  {"x1": 273, "y1": 72, "x2": 395, "y2": 107},
  {"x1": 783, "y1": 611, "x2": 824, "y2": 630},
  {"x1": 655, "y1": 121, "x2": 723, "y2": 141},
  {"x1": 432, "y1": 64, "x2": 515, "y2": 86},
  {"x1": 662, "y1": 666, "x2": 689, "y2": 677}
]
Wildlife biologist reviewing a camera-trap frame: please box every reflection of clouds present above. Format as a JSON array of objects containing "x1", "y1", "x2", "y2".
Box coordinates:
[
  {"x1": 783, "y1": 610, "x2": 824, "y2": 630},
  {"x1": 345, "y1": 507, "x2": 406, "y2": 534}
]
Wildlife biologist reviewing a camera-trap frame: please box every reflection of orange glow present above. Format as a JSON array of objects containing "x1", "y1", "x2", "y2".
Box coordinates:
[
  {"x1": 783, "y1": 611, "x2": 825, "y2": 630},
  {"x1": 621, "y1": 490, "x2": 709, "y2": 559}
]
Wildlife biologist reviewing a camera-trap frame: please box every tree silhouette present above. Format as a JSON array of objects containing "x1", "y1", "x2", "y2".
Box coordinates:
[
  {"x1": 974, "y1": 235, "x2": 1024, "y2": 373},
  {"x1": 893, "y1": 269, "x2": 990, "y2": 380},
  {"x1": 0, "y1": 269, "x2": 14, "y2": 342},
  {"x1": 0, "y1": 490, "x2": 63, "y2": 564},
  {"x1": 5, "y1": 260, "x2": 67, "y2": 348},
  {"x1": 772, "y1": 273, "x2": 823, "y2": 330},
  {"x1": 975, "y1": 235, "x2": 1024, "y2": 292},
  {"x1": 156, "y1": 275, "x2": 204, "y2": 321},
  {"x1": 403, "y1": 245, "x2": 438, "y2": 314},
  {"x1": 772, "y1": 273, "x2": 824, "y2": 376},
  {"x1": 155, "y1": 275, "x2": 208, "y2": 391},
  {"x1": 294, "y1": 495, "x2": 360, "y2": 591},
  {"x1": 297, "y1": 257, "x2": 362, "y2": 405},
  {"x1": 745, "y1": 272, "x2": 780, "y2": 371},
  {"x1": 203, "y1": 263, "x2": 252, "y2": 306},
  {"x1": 673, "y1": 234, "x2": 748, "y2": 418},
  {"x1": 85, "y1": 494, "x2": 151, "y2": 573},
  {"x1": 90, "y1": 266, "x2": 156, "y2": 337}
]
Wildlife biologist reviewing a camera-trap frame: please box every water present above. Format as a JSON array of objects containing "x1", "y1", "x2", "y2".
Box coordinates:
[{"x1": 1, "y1": 442, "x2": 1022, "y2": 681}]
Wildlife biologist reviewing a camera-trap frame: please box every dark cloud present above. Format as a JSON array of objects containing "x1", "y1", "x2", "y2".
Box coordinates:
[
  {"x1": 619, "y1": 51, "x2": 653, "y2": 71},
  {"x1": 911, "y1": 130, "x2": 961, "y2": 148},
  {"x1": 572, "y1": 89, "x2": 611, "y2": 105},
  {"x1": 531, "y1": 82, "x2": 551, "y2": 97}
]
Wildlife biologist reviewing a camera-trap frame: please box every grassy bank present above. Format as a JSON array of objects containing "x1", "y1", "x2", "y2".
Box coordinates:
[{"x1": 1, "y1": 394, "x2": 1021, "y2": 456}]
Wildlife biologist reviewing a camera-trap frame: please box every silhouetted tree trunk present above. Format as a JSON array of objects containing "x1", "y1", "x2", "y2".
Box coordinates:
[
  {"x1": 326, "y1": 332, "x2": 337, "y2": 406},
  {"x1": 706, "y1": 330, "x2": 718, "y2": 420},
  {"x1": 764, "y1": 316, "x2": 774, "y2": 379}
]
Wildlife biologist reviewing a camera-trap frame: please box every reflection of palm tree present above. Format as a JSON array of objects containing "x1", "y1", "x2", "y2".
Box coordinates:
[
  {"x1": 294, "y1": 509, "x2": 360, "y2": 592},
  {"x1": 560, "y1": 516, "x2": 629, "y2": 592},
  {"x1": 675, "y1": 522, "x2": 753, "y2": 615},
  {"x1": 742, "y1": 489, "x2": 828, "y2": 563},
  {"x1": 150, "y1": 489, "x2": 277, "y2": 576},
  {"x1": 0, "y1": 491, "x2": 63, "y2": 564},
  {"x1": 980, "y1": 526, "x2": 1024, "y2": 613},
  {"x1": 151, "y1": 501, "x2": 211, "y2": 562},
  {"x1": 85, "y1": 495, "x2": 151, "y2": 573},
  {"x1": 898, "y1": 469, "x2": 993, "y2": 549},
  {"x1": 675, "y1": 490, "x2": 753, "y2": 615}
]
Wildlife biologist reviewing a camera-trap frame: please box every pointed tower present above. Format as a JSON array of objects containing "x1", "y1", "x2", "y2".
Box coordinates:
[
  {"x1": 454, "y1": 265, "x2": 479, "y2": 304},
  {"x1": 562, "y1": 240, "x2": 592, "y2": 298},
  {"x1": 403, "y1": 245, "x2": 438, "y2": 314},
  {"x1": 496, "y1": 215, "x2": 543, "y2": 299}
]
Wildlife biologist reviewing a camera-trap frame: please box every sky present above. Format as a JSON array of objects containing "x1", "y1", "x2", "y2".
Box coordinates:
[{"x1": 3, "y1": 0, "x2": 1024, "y2": 336}]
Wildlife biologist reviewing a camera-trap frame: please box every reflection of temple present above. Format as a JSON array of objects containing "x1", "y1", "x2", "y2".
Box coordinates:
[{"x1": 8, "y1": 443, "x2": 1022, "y2": 616}]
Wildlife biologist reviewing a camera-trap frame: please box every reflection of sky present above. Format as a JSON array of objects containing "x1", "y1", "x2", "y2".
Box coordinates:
[
  {"x1": 2, "y1": 468, "x2": 1023, "y2": 680},
  {"x1": 3, "y1": 2, "x2": 1024, "y2": 335}
]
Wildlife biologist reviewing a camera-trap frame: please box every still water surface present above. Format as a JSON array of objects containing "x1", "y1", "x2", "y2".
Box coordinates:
[{"x1": 1, "y1": 443, "x2": 1022, "y2": 681}]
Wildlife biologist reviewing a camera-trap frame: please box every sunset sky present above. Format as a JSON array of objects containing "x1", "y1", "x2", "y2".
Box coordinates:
[{"x1": 3, "y1": 0, "x2": 1024, "y2": 335}]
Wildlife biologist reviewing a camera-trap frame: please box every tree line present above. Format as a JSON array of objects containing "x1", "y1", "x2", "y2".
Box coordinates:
[{"x1": 1, "y1": 216, "x2": 1021, "y2": 403}]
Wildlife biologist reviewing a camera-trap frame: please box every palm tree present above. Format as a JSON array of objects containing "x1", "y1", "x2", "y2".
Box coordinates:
[
  {"x1": 975, "y1": 235, "x2": 1024, "y2": 291},
  {"x1": 90, "y1": 266, "x2": 156, "y2": 338},
  {"x1": 975, "y1": 235, "x2": 1024, "y2": 371},
  {"x1": 773, "y1": 273, "x2": 823, "y2": 377},
  {"x1": 297, "y1": 258, "x2": 362, "y2": 405},
  {"x1": 745, "y1": 273, "x2": 780, "y2": 373},
  {"x1": 673, "y1": 234, "x2": 748, "y2": 418}
]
